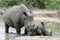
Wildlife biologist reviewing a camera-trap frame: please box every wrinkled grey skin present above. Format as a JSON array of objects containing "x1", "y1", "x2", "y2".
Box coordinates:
[
  {"x1": 25, "y1": 21, "x2": 52, "y2": 36},
  {"x1": 25, "y1": 22, "x2": 36, "y2": 36},
  {"x1": 3, "y1": 4, "x2": 34, "y2": 35},
  {"x1": 36, "y1": 21, "x2": 52, "y2": 36}
]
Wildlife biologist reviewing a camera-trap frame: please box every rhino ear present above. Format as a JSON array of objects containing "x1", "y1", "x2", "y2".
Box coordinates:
[
  {"x1": 23, "y1": 12, "x2": 27, "y2": 16},
  {"x1": 41, "y1": 22, "x2": 44, "y2": 26}
]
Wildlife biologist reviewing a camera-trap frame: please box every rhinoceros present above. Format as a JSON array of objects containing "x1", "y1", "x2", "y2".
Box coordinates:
[
  {"x1": 3, "y1": 4, "x2": 34, "y2": 35},
  {"x1": 36, "y1": 21, "x2": 52, "y2": 36},
  {"x1": 25, "y1": 21, "x2": 52, "y2": 36}
]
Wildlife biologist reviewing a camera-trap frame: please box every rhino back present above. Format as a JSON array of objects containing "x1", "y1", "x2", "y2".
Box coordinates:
[{"x1": 3, "y1": 5, "x2": 23, "y2": 27}]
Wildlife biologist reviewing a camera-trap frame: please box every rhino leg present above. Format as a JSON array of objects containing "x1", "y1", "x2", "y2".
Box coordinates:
[
  {"x1": 24, "y1": 28, "x2": 28, "y2": 35},
  {"x1": 15, "y1": 26, "x2": 20, "y2": 35},
  {"x1": 13, "y1": 22, "x2": 20, "y2": 35},
  {"x1": 5, "y1": 24, "x2": 9, "y2": 33}
]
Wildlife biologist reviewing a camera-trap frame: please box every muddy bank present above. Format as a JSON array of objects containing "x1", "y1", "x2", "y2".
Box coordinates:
[{"x1": 15, "y1": 36, "x2": 60, "y2": 40}]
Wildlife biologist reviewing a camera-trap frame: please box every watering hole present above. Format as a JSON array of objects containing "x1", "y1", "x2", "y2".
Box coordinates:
[{"x1": 0, "y1": 15, "x2": 60, "y2": 40}]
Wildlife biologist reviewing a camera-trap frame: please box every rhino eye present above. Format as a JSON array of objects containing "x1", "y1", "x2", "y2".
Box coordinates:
[{"x1": 23, "y1": 12, "x2": 27, "y2": 16}]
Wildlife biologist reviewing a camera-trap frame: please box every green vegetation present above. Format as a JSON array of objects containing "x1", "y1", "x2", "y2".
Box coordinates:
[
  {"x1": 0, "y1": 0, "x2": 60, "y2": 9},
  {"x1": 50, "y1": 22, "x2": 60, "y2": 32}
]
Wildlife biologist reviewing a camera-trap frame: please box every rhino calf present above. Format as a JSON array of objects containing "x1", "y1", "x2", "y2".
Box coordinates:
[
  {"x1": 36, "y1": 21, "x2": 52, "y2": 36},
  {"x1": 25, "y1": 21, "x2": 52, "y2": 36}
]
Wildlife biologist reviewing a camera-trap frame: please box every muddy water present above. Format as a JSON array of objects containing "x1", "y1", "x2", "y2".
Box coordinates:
[
  {"x1": 0, "y1": 20, "x2": 60, "y2": 40},
  {"x1": 0, "y1": 21, "x2": 25, "y2": 40}
]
